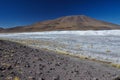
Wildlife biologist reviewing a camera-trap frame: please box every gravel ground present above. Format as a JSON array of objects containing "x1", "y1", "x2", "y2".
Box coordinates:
[{"x1": 0, "y1": 40, "x2": 120, "y2": 80}]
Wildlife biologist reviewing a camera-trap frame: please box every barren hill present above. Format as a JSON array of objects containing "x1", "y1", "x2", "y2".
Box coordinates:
[
  {"x1": 1, "y1": 15, "x2": 120, "y2": 32},
  {"x1": 0, "y1": 28, "x2": 4, "y2": 30}
]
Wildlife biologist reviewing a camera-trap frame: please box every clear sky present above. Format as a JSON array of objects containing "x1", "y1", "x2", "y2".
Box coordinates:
[{"x1": 0, "y1": 0, "x2": 120, "y2": 28}]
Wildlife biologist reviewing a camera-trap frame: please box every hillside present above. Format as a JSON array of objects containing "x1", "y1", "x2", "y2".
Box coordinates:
[
  {"x1": 1, "y1": 15, "x2": 120, "y2": 32},
  {"x1": 0, "y1": 28, "x2": 4, "y2": 31}
]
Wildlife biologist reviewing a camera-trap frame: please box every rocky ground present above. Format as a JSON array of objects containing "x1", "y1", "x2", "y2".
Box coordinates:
[{"x1": 0, "y1": 40, "x2": 120, "y2": 80}]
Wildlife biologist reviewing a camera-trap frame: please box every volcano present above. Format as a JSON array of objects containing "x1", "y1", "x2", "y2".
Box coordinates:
[{"x1": 1, "y1": 15, "x2": 120, "y2": 32}]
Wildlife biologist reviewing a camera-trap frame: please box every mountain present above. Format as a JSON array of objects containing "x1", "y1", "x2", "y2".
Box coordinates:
[
  {"x1": 0, "y1": 28, "x2": 3, "y2": 30},
  {"x1": 0, "y1": 28, "x2": 4, "y2": 32},
  {"x1": 1, "y1": 15, "x2": 120, "y2": 32}
]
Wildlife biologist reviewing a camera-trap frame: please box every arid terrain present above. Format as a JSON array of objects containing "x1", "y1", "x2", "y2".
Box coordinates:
[
  {"x1": 1, "y1": 15, "x2": 120, "y2": 80},
  {"x1": 0, "y1": 40, "x2": 120, "y2": 80},
  {"x1": 1, "y1": 30, "x2": 120, "y2": 80},
  {"x1": 0, "y1": 15, "x2": 120, "y2": 32}
]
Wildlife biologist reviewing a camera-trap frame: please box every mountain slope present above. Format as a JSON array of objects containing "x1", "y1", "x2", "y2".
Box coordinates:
[
  {"x1": 0, "y1": 28, "x2": 4, "y2": 32},
  {"x1": 1, "y1": 15, "x2": 120, "y2": 32}
]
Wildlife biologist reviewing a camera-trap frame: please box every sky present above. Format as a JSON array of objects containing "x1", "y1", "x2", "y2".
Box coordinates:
[{"x1": 0, "y1": 0, "x2": 120, "y2": 28}]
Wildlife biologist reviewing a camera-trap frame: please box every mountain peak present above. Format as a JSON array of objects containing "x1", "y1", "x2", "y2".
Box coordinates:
[
  {"x1": 56, "y1": 15, "x2": 94, "y2": 23},
  {"x1": 59, "y1": 15, "x2": 89, "y2": 18}
]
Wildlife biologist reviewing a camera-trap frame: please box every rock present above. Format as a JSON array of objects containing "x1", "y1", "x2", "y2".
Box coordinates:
[
  {"x1": 55, "y1": 62, "x2": 61, "y2": 66},
  {"x1": 0, "y1": 66, "x2": 6, "y2": 71},
  {"x1": 24, "y1": 63, "x2": 30, "y2": 68},
  {"x1": 38, "y1": 77, "x2": 45, "y2": 80},
  {"x1": 93, "y1": 77, "x2": 99, "y2": 80},
  {"x1": 7, "y1": 65, "x2": 13, "y2": 70},
  {"x1": 113, "y1": 76, "x2": 120, "y2": 80},
  {"x1": 53, "y1": 75, "x2": 60, "y2": 80}
]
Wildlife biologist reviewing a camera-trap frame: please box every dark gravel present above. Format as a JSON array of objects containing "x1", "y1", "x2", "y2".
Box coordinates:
[{"x1": 0, "y1": 40, "x2": 120, "y2": 80}]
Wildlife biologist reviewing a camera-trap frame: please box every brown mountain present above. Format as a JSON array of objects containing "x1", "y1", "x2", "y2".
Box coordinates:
[
  {"x1": 0, "y1": 28, "x2": 4, "y2": 32},
  {"x1": 1, "y1": 15, "x2": 120, "y2": 32}
]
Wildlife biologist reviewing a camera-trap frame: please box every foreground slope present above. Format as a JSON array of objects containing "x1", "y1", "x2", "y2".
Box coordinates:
[
  {"x1": 0, "y1": 40, "x2": 120, "y2": 80},
  {"x1": 1, "y1": 15, "x2": 120, "y2": 32}
]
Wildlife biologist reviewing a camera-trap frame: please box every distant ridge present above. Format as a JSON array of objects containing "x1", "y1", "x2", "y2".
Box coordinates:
[
  {"x1": 1, "y1": 15, "x2": 120, "y2": 32},
  {"x1": 0, "y1": 28, "x2": 4, "y2": 32}
]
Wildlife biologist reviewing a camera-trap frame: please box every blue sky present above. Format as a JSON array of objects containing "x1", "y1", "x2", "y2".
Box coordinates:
[{"x1": 0, "y1": 0, "x2": 120, "y2": 28}]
